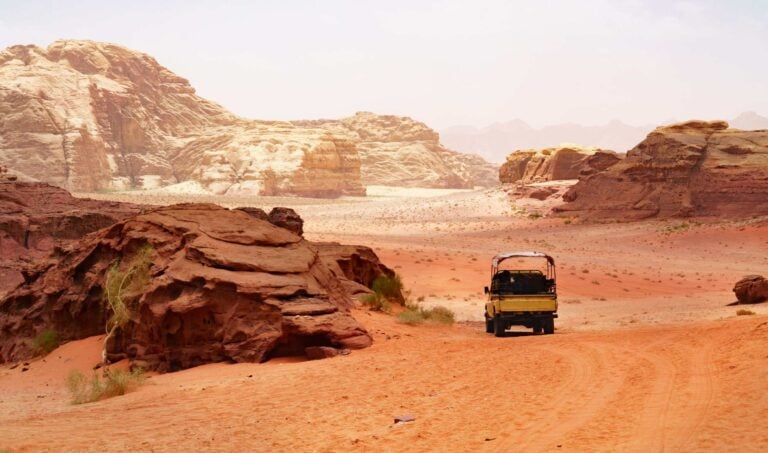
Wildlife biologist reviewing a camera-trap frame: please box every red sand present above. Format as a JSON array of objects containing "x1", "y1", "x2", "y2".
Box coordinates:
[{"x1": 2, "y1": 188, "x2": 767, "y2": 451}]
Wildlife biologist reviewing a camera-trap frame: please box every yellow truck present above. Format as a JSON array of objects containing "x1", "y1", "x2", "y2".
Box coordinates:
[{"x1": 484, "y1": 251, "x2": 558, "y2": 336}]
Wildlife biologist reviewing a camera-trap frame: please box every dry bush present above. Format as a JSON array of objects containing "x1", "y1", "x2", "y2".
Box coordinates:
[
  {"x1": 736, "y1": 309, "x2": 756, "y2": 316},
  {"x1": 361, "y1": 293, "x2": 391, "y2": 313},
  {"x1": 66, "y1": 368, "x2": 146, "y2": 405},
  {"x1": 102, "y1": 245, "x2": 153, "y2": 362},
  {"x1": 371, "y1": 274, "x2": 403, "y2": 301},
  {"x1": 397, "y1": 304, "x2": 455, "y2": 325}
]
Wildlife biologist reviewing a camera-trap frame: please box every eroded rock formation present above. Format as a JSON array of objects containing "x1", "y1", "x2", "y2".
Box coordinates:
[
  {"x1": 316, "y1": 242, "x2": 403, "y2": 302},
  {"x1": 299, "y1": 112, "x2": 498, "y2": 188},
  {"x1": 0, "y1": 40, "x2": 496, "y2": 194},
  {"x1": 0, "y1": 40, "x2": 363, "y2": 196},
  {"x1": 734, "y1": 275, "x2": 768, "y2": 304},
  {"x1": 0, "y1": 181, "x2": 142, "y2": 296},
  {"x1": 0, "y1": 204, "x2": 372, "y2": 370},
  {"x1": 556, "y1": 121, "x2": 768, "y2": 220},
  {"x1": 499, "y1": 146, "x2": 621, "y2": 184}
]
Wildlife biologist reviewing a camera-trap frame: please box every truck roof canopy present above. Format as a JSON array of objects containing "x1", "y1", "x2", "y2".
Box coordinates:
[{"x1": 492, "y1": 251, "x2": 555, "y2": 267}]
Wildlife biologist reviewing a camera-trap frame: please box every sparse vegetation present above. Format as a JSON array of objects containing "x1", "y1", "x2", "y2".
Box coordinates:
[
  {"x1": 528, "y1": 212, "x2": 542, "y2": 219},
  {"x1": 66, "y1": 368, "x2": 146, "y2": 405},
  {"x1": 32, "y1": 329, "x2": 60, "y2": 355},
  {"x1": 361, "y1": 274, "x2": 405, "y2": 312},
  {"x1": 102, "y1": 245, "x2": 153, "y2": 363},
  {"x1": 361, "y1": 292, "x2": 391, "y2": 313},
  {"x1": 371, "y1": 274, "x2": 403, "y2": 301},
  {"x1": 397, "y1": 303, "x2": 455, "y2": 325},
  {"x1": 736, "y1": 309, "x2": 756, "y2": 316}
]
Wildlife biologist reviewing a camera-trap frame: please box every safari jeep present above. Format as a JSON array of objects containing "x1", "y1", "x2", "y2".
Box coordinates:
[{"x1": 484, "y1": 251, "x2": 558, "y2": 336}]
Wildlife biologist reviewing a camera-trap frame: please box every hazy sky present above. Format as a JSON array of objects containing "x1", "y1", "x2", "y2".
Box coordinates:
[{"x1": 1, "y1": 0, "x2": 767, "y2": 129}]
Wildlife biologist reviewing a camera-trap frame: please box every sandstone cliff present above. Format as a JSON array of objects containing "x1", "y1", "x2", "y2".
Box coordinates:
[
  {"x1": 499, "y1": 146, "x2": 621, "y2": 184},
  {"x1": 296, "y1": 112, "x2": 498, "y2": 188},
  {"x1": 555, "y1": 121, "x2": 768, "y2": 220},
  {"x1": 0, "y1": 40, "x2": 494, "y2": 194}
]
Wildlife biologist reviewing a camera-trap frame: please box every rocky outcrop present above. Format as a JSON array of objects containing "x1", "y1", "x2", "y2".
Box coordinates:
[
  {"x1": 0, "y1": 40, "x2": 364, "y2": 197},
  {"x1": 300, "y1": 112, "x2": 498, "y2": 189},
  {"x1": 316, "y1": 242, "x2": 403, "y2": 302},
  {"x1": 1, "y1": 40, "x2": 495, "y2": 194},
  {"x1": 266, "y1": 207, "x2": 304, "y2": 236},
  {"x1": 0, "y1": 181, "x2": 142, "y2": 296},
  {"x1": 734, "y1": 275, "x2": 768, "y2": 304},
  {"x1": 0, "y1": 203, "x2": 372, "y2": 370},
  {"x1": 556, "y1": 121, "x2": 768, "y2": 220},
  {"x1": 499, "y1": 146, "x2": 621, "y2": 184}
]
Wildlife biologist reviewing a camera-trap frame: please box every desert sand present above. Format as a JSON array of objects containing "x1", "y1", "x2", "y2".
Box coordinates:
[{"x1": 2, "y1": 186, "x2": 767, "y2": 451}]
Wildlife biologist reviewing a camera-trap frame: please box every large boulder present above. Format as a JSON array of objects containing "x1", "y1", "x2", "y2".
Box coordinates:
[
  {"x1": 0, "y1": 203, "x2": 371, "y2": 370},
  {"x1": 316, "y1": 242, "x2": 403, "y2": 302},
  {"x1": 268, "y1": 207, "x2": 304, "y2": 237},
  {"x1": 556, "y1": 121, "x2": 768, "y2": 220},
  {"x1": 0, "y1": 181, "x2": 142, "y2": 296},
  {"x1": 499, "y1": 146, "x2": 620, "y2": 184},
  {"x1": 734, "y1": 275, "x2": 768, "y2": 304}
]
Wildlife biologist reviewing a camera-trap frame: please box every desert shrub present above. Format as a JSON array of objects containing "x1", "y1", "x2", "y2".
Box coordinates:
[
  {"x1": 361, "y1": 293, "x2": 391, "y2": 313},
  {"x1": 563, "y1": 219, "x2": 572, "y2": 225},
  {"x1": 528, "y1": 212, "x2": 542, "y2": 219},
  {"x1": 102, "y1": 245, "x2": 153, "y2": 361},
  {"x1": 396, "y1": 304, "x2": 455, "y2": 326},
  {"x1": 736, "y1": 309, "x2": 756, "y2": 316},
  {"x1": 66, "y1": 368, "x2": 146, "y2": 405},
  {"x1": 371, "y1": 274, "x2": 403, "y2": 301},
  {"x1": 426, "y1": 306, "x2": 456, "y2": 325},
  {"x1": 32, "y1": 329, "x2": 59, "y2": 355},
  {"x1": 397, "y1": 308, "x2": 426, "y2": 325}
]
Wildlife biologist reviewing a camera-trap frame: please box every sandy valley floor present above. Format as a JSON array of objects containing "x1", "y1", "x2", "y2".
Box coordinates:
[{"x1": 2, "y1": 186, "x2": 767, "y2": 451}]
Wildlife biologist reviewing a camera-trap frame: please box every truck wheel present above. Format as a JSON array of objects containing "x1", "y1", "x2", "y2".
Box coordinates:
[
  {"x1": 533, "y1": 323, "x2": 543, "y2": 334},
  {"x1": 485, "y1": 316, "x2": 493, "y2": 333},
  {"x1": 493, "y1": 316, "x2": 506, "y2": 337},
  {"x1": 543, "y1": 318, "x2": 555, "y2": 335}
]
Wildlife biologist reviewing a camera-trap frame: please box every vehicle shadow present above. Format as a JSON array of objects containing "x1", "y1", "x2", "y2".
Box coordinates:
[{"x1": 498, "y1": 331, "x2": 540, "y2": 338}]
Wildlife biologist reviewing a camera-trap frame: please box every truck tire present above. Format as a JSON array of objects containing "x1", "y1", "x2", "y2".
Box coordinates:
[
  {"x1": 485, "y1": 316, "x2": 493, "y2": 333},
  {"x1": 533, "y1": 323, "x2": 543, "y2": 334},
  {"x1": 493, "y1": 316, "x2": 506, "y2": 337},
  {"x1": 543, "y1": 318, "x2": 555, "y2": 335}
]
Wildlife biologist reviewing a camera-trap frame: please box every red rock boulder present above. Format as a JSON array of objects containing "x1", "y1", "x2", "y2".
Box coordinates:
[
  {"x1": 316, "y1": 242, "x2": 404, "y2": 303},
  {"x1": 0, "y1": 182, "x2": 142, "y2": 296},
  {"x1": 556, "y1": 121, "x2": 768, "y2": 220},
  {"x1": 0, "y1": 203, "x2": 371, "y2": 371},
  {"x1": 734, "y1": 275, "x2": 768, "y2": 304}
]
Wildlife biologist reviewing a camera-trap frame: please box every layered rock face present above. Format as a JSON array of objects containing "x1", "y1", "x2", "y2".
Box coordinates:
[
  {"x1": 0, "y1": 40, "x2": 364, "y2": 196},
  {"x1": 556, "y1": 121, "x2": 768, "y2": 220},
  {"x1": 499, "y1": 146, "x2": 621, "y2": 184},
  {"x1": 1, "y1": 40, "x2": 495, "y2": 194},
  {"x1": 0, "y1": 204, "x2": 372, "y2": 370},
  {"x1": 316, "y1": 242, "x2": 403, "y2": 302},
  {"x1": 299, "y1": 112, "x2": 498, "y2": 188},
  {"x1": 0, "y1": 180, "x2": 142, "y2": 296}
]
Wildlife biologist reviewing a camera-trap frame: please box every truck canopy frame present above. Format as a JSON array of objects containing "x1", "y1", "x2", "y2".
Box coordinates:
[{"x1": 490, "y1": 251, "x2": 556, "y2": 285}]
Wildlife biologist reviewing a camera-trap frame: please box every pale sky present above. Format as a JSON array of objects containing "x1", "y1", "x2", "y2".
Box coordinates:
[{"x1": 1, "y1": 0, "x2": 766, "y2": 129}]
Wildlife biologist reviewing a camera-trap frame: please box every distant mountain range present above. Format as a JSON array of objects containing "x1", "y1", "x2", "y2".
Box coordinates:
[{"x1": 441, "y1": 112, "x2": 768, "y2": 163}]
